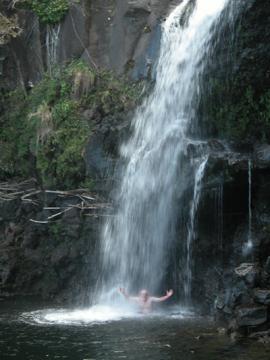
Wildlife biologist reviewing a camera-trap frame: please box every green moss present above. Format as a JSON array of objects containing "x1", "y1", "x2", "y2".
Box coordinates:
[
  {"x1": 80, "y1": 177, "x2": 95, "y2": 191},
  {"x1": 36, "y1": 101, "x2": 89, "y2": 188},
  {"x1": 0, "y1": 61, "x2": 143, "y2": 189},
  {"x1": 49, "y1": 221, "x2": 63, "y2": 242},
  {"x1": 84, "y1": 69, "x2": 143, "y2": 115},
  {"x1": 0, "y1": 89, "x2": 32, "y2": 177},
  {"x1": 202, "y1": 70, "x2": 270, "y2": 143},
  {"x1": 210, "y1": 86, "x2": 270, "y2": 142},
  {"x1": 25, "y1": 0, "x2": 69, "y2": 24}
]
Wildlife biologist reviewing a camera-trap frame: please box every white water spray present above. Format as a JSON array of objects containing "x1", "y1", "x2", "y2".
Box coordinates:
[{"x1": 97, "y1": 0, "x2": 231, "y2": 304}]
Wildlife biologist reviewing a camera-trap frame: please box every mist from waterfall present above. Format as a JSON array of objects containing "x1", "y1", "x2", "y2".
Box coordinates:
[{"x1": 96, "y1": 0, "x2": 234, "y2": 305}]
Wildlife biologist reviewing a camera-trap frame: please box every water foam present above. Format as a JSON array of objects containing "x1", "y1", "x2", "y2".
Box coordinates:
[{"x1": 21, "y1": 305, "x2": 195, "y2": 326}]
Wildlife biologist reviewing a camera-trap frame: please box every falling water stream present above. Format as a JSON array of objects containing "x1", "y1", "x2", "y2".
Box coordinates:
[
  {"x1": 46, "y1": 24, "x2": 61, "y2": 73},
  {"x1": 97, "y1": 0, "x2": 232, "y2": 306},
  {"x1": 243, "y1": 159, "x2": 253, "y2": 255},
  {"x1": 1, "y1": 3, "x2": 264, "y2": 358},
  {"x1": 184, "y1": 156, "x2": 208, "y2": 300},
  {"x1": 248, "y1": 159, "x2": 253, "y2": 247},
  {"x1": 19, "y1": 0, "x2": 242, "y2": 325}
]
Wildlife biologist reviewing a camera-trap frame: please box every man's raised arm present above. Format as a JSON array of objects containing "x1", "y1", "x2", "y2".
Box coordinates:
[
  {"x1": 151, "y1": 289, "x2": 174, "y2": 302},
  {"x1": 119, "y1": 288, "x2": 139, "y2": 302}
]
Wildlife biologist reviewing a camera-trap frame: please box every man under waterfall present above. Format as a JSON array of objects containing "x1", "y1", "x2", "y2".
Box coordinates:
[{"x1": 119, "y1": 288, "x2": 174, "y2": 314}]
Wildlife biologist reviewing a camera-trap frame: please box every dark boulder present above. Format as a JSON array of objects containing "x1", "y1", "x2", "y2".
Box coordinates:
[
  {"x1": 265, "y1": 257, "x2": 270, "y2": 274},
  {"x1": 254, "y1": 289, "x2": 270, "y2": 305},
  {"x1": 254, "y1": 144, "x2": 270, "y2": 168},
  {"x1": 236, "y1": 305, "x2": 268, "y2": 327},
  {"x1": 234, "y1": 263, "x2": 260, "y2": 288},
  {"x1": 85, "y1": 136, "x2": 113, "y2": 179}
]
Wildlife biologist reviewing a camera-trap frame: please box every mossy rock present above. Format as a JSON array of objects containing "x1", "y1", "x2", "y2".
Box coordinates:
[{"x1": 0, "y1": 60, "x2": 144, "y2": 189}]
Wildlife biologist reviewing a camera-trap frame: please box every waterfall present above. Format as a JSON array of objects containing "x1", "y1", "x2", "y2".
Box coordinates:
[
  {"x1": 242, "y1": 159, "x2": 253, "y2": 255},
  {"x1": 97, "y1": 0, "x2": 233, "y2": 304},
  {"x1": 46, "y1": 24, "x2": 60, "y2": 73},
  {"x1": 184, "y1": 156, "x2": 208, "y2": 300},
  {"x1": 248, "y1": 159, "x2": 253, "y2": 246},
  {"x1": 242, "y1": 159, "x2": 253, "y2": 256},
  {"x1": 217, "y1": 183, "x2": 224, "y2": 251}
]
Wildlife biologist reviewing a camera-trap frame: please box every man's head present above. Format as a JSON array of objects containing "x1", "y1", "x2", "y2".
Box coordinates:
[{"x1": 139, "y1": 289, "x2": 149, "y2": 301}]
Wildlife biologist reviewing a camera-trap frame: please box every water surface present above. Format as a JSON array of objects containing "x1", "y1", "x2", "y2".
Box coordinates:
[{"x1": 0, "y1": 300, "x2": 269, "y2": 360}]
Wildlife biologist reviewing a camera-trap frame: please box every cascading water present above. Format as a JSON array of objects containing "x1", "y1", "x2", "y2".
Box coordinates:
[
  {"x1": 97, "y1": 0, "x2": 232, "y2": 305},
  {"x1": 243, "y1": 159, "x2": 253, "y2": 255},
  {"x1": 184, "y1": 156, "x2": 208, "y2": 300},
  {"x1": 46, "y1": 24, "x2": 61, "y2": 73},
  {"x1": 248, "y1": 159, "x2": 253, "y2": 247},
  {"x1": 17, "y1": 1, "x2": 252, "y2": 328}
]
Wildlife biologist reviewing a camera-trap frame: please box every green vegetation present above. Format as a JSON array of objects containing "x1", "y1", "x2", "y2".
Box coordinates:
[
  {"x1": 49, "y1": 221, "x2": 63, "y2": 242},
  {"x1": 0, "y1": 61, "x2": 143, "y2": 189},
  {"x1": 0, "y1": 0, "x2": 69, "y2": 46},
  {"x1": 23, "y1": 0, "x2": 69, "y2": 24},
  {"x1": 203, "y1": 73, "x2": 270, "y2": 143},
  {"x1": 213, "y1": 87, "x2": 270, "y2": 142}
]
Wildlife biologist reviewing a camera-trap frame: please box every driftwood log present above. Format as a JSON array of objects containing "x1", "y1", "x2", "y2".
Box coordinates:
[{"x1": 0, "y1": 178, "x2": 112, "y2": 223}]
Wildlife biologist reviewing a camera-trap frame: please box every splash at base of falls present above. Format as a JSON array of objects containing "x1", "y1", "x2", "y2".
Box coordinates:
[
  {"x1": 21, "y1": 306, "x2": 137, "y2": 325},
  {"x1": 20, "y1": 305, "x2": 195, "y2": 326}
]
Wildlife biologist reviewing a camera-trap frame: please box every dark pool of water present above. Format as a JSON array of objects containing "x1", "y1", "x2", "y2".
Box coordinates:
[{"x1": 0, "y1": 299, "x2": 269, "y2": 360}]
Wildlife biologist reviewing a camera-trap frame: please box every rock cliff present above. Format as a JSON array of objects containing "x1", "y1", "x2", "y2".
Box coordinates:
[{"x1": 0, "y1": 1, "x2": 270, "y2": 338}]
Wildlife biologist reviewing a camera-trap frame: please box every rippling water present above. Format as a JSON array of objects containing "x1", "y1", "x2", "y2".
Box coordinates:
[{"x1": 1, "y1": 300, "x2": 269, "y2": 360}]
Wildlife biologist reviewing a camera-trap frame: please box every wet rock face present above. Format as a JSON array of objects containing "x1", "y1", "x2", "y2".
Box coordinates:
[
  {"x1": 254, "y1": 290, "x2": 270, "y2": 305},
  {"x1": 215, "y1": 260, "x2": 270, "y2": 337},
  {"x1": 1, "y1": 0, "x2": 270, "y2": 325},
  {"x1": 236, "y1": 306, "x2": 268, "y2": 327},
  {"x1": 1, "y1": 10, "x2": 44, "y2": 89},
  {"x1": 77, "y1": 0, "x2": 182, "y2": 76},
  {"x1": 265, "y1": 257, "x2": 270, "y2": 274},
  {"x1": 1, "y1": 0, "x2": 182, "y2": 90},
  {"x1": 0, "y1": 190, "x2": 100, "y2": 304},
  {"x1": 234, "y1": 263, "x2": 259, "y2": 288},
  {"x1": 254, "y1": 144, "x2": 270, "y2": 169},
  {"x1": 188, "y1": 142, "x2": 270, "y2": 318}
]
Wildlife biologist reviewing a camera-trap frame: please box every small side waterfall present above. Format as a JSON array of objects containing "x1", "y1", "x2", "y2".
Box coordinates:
[
  {"x1": 241, "y1": 159, "x2": 253, "y2": 256},
  {"x1": 46, "y1": 24, "x2": 61, "y2": 73},
  {"x1": 248, "y1": 159, "x2": 253, "y2": 247},
  {"x1": 243, "y1": 159, "x2": 253, "y2": 255},
  {"x1": 184, "y1": 156, "x2": 208, "y2": 300},
  {"x1": 96, "y1": 0, "x2": 237, "y2": 305},
  {"x1": 217, "y1": 183, "x2": 224, "y2": 251}
]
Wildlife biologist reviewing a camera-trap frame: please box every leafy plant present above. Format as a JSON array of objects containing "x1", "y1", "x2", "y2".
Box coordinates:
[
  {"x1": 0, "y1": 60, "x2": 143, "y2": 188},
  {"x1": 26, "y1": 0, "x2": 69, "y2": 24}
]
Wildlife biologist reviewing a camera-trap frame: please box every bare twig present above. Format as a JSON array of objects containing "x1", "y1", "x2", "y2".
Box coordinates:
[{"x1": 0, "y1": 179, "x2": 112, "y2": 223}]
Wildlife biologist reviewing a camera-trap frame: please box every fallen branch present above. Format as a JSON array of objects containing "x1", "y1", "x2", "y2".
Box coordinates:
[
  {"x1": 29, "y1": 219, "x2": 49, "y2": 224},
  {"x1": 0, "y1": 179, "x2": 112, "y2": 223},
  {"x1": 47, "y1": 207, "x2": 73, "y2": 220}
]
